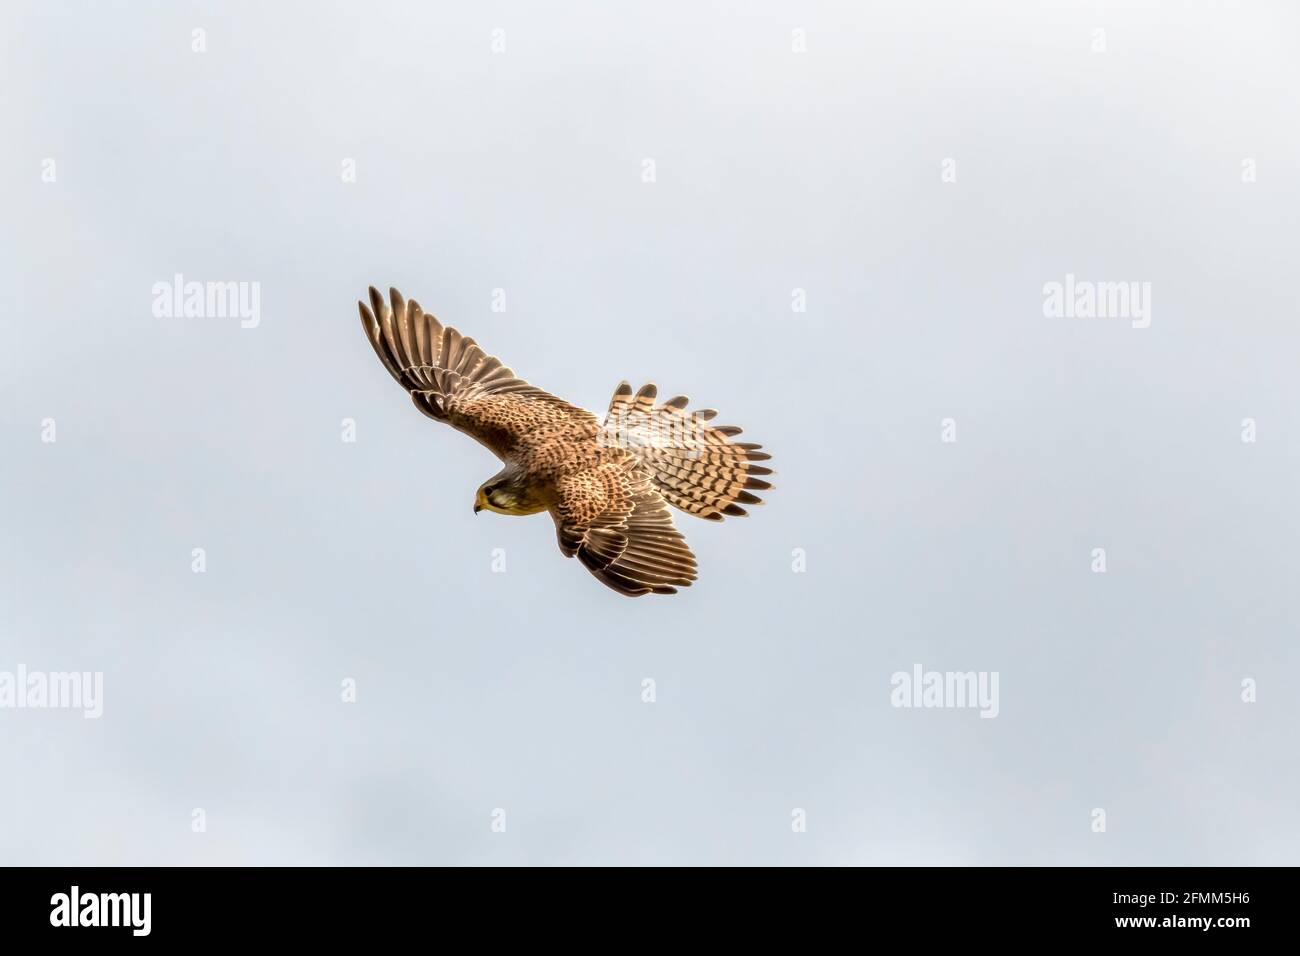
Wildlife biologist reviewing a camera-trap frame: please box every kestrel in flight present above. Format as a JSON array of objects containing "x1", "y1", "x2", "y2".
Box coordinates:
[{"x1": 358, "y1": 287, "x2": 773, "y2": 596}]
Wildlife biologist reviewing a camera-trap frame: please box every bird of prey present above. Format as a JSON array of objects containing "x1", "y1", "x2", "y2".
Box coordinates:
[{"x1": 358, "y1": 286, "x2": 773, "y2": 596}]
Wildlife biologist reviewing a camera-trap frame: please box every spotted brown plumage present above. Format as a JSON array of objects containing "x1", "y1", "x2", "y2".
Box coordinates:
[{"x1": 358, "y1": 286, "x2": 773, "y2": 597}]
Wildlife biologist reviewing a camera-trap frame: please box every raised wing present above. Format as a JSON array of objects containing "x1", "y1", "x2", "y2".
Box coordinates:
[
  {"x1": 358, "y1": 286, "x2": 596, "y2": 460},
  {"x1": 551, "y1": 462, "x2": 698, "y2": 596}
]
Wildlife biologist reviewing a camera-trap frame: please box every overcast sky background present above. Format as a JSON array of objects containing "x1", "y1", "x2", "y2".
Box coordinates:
[{"x1": 2, "y1": 0, "x2": 1298, "y2": 865}]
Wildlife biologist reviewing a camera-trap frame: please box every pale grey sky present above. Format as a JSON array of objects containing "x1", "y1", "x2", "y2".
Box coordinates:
[{"x1": 2, "y1": 0, "x2": 1298, "y2": 865}]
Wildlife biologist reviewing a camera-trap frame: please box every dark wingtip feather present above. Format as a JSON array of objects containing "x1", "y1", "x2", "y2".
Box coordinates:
[{"x1": 721, "y1": 503, "x2": 748, "y2": 517}]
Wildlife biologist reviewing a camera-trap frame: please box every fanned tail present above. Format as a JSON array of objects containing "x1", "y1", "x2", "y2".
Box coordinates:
[{"x1": 601, "y1": 382, "x2": 773, "y2": 520}]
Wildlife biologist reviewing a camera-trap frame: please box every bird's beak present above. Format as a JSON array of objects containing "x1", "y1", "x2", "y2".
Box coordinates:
[{"x1": 474, "y1": 504, "x2": 482, "y2": 514}]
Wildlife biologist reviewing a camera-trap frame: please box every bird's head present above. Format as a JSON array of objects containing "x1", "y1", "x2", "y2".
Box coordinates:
[
  {"x1": 473, "y1": 483, "x2": 500, "y2": 515},
  {"x1": 475, "y1": 475, "x2": 545, "y2": 516}
]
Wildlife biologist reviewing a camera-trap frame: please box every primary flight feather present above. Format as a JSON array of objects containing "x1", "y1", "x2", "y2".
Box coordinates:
[{"x1": 358, "y1": 286, "x2": 773, "y2": 596}]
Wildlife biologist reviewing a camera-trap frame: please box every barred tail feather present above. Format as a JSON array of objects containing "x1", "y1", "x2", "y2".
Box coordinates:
[{"x1": 602, "y1": 381, "x2": 773, "y2": 521}]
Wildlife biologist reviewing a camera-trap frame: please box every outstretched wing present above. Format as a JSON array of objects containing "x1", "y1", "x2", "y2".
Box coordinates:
[
  {"x1": 551, "y1": 462, "x2": 698, "y2": 596},
  {"x1": 358, "y1": 286, "x2": 596, "y2": 460}
]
